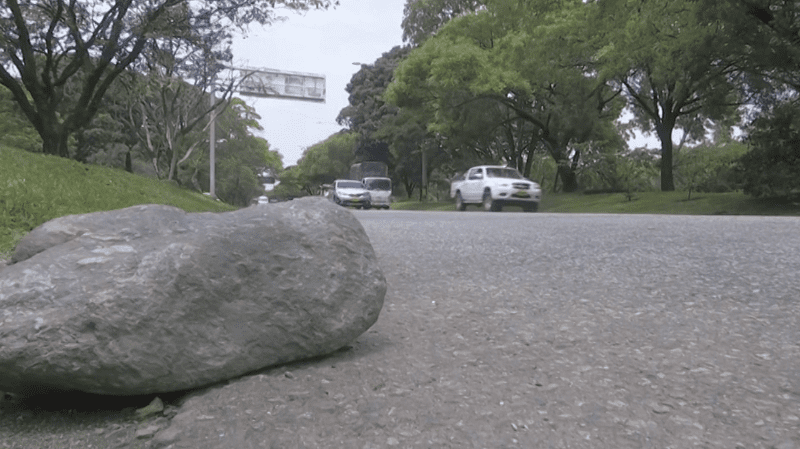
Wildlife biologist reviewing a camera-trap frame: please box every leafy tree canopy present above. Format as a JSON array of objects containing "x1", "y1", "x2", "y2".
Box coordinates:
[
  {"x1": 592, "y1": 0, "x2": 743, "y2": 191},
  {"x1": 0, "y1": 0, "x2": 337, "y2": 158},
  {"x1": 401, "y1": 0, "x2": 484, "y2": 46},
  {"x1": 738, "y1": 100, "x2": 800, "y2": 199},
  {"x1": 388, "y1": 0, "x2": 623, "y2": 192},
  {"x1": 699, "y1": 0, "x2": 800, "y2": 95},
  {"x1": 293, "y1": 131, "x2": 358, "y2": 194}
]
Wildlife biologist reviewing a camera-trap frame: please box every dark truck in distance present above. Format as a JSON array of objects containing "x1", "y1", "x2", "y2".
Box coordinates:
[{"x1": 349, "y1": 161, "x2": 388, "y2": 180}]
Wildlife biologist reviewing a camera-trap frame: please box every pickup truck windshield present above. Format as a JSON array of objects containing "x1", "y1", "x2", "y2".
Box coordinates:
[{"x1": 486, "y1": 168, "x2": 523, "y2": 179}]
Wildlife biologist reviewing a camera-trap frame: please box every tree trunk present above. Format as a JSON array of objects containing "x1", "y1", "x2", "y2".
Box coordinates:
[
  {"x1": 656, "y1": 123, "x2": 676, "y2": 191},
  {"x1": 39, "y1": 122, "x2": 70, "y2": 158},
  {"x1": 403, "y1": 179, "x2": 415, "y2": 198},
  {"x1": 522, "y1": 151, "x2": 534, "y2": 179},
  {"x1": 558, "y1": 164, "x2": 579, "y2": 192}
]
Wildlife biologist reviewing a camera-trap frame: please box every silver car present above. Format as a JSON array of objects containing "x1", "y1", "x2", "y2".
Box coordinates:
[{"x1": 331, "y1": 179, "x2": 371, "y2": 209}]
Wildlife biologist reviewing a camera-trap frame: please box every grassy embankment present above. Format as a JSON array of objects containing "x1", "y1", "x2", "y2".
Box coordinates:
[
  {"x1": 392, "y1": 191, "x2": 800, "y2": 216},
  {"x1": 1, "y1": 146, "x2": 235, "y2": 257}
]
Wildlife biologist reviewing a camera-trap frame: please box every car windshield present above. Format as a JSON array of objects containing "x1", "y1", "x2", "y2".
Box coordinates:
[
  {"x1": 486, "y1": 168, "x2": 523, "y2": 179},
  {"x1": 363, "y1": 179, "x2": 391, "y2": 190},
  {"x1": 337, "y1": 181, "x2": 362, "y2": 189}
]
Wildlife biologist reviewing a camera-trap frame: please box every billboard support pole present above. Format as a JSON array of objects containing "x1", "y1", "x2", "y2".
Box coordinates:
[{"x1": 209, "y1": 89, "x2": 216, "y2": 199}]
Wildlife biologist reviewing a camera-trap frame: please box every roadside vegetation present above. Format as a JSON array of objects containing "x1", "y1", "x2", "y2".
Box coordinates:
[
  {"x1": 0, "y1": 146, "x2": 234, "y2": 258},
  {"x1": 4, "y1": 139, "x2": 796, "y2": 261},
  {"x1": 3, "y1": 0, "x2": 800, "y2": 261},
  {"x1": 279, "y1": 1, "x2": 800, "y2": 207}
]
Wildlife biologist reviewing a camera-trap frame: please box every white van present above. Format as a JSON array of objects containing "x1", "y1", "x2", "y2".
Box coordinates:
[{"x1": 362, "y1": 177, "x2": 392, "y2": 209}]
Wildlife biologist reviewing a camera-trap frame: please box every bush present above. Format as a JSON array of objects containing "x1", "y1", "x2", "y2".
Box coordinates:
[
  {"x1": 675, "y1": 142, "x2": 747, "y2": 199},
  {"x1": 580, "y1": 148, "x2": 659, "y2": 199},
  {"x1": 738, "y1": 102, "x2": 800, "y2": 199}
]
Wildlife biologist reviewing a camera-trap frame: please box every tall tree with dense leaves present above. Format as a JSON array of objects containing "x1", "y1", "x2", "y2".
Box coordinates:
[
  {"x1": 175, "y1": 97, "x2": 279, "y2": 204},
  {"x1": 337, "y1": 45, "x2": 411, "y2": 166},
  {"x1": 338, "y1": 46, "x2": 411, "y2": 137},
  {"x1": 0, "y1": 0, "x2": 337, "y2": 158},
  {"x1": 592, "y1": 0, "x2": 742, "y2": 191},
  {"x1": 699, "y1": 0, "x2": 800, "y2": 95},
  {"x1": 696, "y1": 1, "x2": 800, "y2": 198},
  {"x1": 401, "y1": 0, "x2": 484, "y2": 46},
  {"x1": 738, "y1": 100, "x2": 800, "y2": 199},
  {"x1": 293, "y1": 132, "x2": 358, "y2": 194},
  {"x1": 388, "y1": 0, "x2": 622, "y2": 192},
  {"x1": 212, "y1": 99, "x2": 277, "y2": 206}
]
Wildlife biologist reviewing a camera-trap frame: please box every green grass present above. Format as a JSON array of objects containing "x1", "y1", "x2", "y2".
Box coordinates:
[
  {"x1": 393, "y1": 191, "x2": 800, "y2": 216},
  {"x1": 1, "y1": 146, "x2": 235, "y2": 256}
]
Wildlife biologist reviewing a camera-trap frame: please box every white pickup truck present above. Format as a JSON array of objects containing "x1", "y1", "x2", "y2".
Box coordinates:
[
  {"x1": 362, "y1": 177, "x2": 392, "y2": 209},
  {"x1": 450, "y1": 165, "x2": 542, "y2": 212}
]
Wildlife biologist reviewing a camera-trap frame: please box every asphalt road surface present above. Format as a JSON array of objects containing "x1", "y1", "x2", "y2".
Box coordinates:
[
  {"x1": 3, "y1": 208, "x2": 798, "y2": 449},
  {"x1": 347, "y1": 209, "x2": 800, "y2": 448}
]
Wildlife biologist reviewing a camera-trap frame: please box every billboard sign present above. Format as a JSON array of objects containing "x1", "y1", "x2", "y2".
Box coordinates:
[{"x1": 235, "y1": 68, "x2": 325, "y2": 103}]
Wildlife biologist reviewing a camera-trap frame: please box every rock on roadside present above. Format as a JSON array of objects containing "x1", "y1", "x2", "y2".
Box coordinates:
[{"x1": 0, "y1": 197, "x2": 386, "y2": 396}]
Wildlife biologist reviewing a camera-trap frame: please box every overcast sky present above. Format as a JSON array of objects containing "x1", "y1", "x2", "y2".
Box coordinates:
[{"x1": 231, "y1": 0, "x2": 407, "y2": 167}]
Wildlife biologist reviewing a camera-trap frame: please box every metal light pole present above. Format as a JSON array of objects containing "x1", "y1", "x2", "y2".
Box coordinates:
[
  {"x1": 421, "y1": 145, "x2": 427, "y2": 202},
  {"x1": 209, "y1": 89, "x2": 216, "y2": 199}
]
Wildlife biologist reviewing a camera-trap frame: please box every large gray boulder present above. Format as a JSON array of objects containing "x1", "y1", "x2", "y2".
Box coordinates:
[{"x1": 0, "y1": 197, "x2": 385, "y2": 396}]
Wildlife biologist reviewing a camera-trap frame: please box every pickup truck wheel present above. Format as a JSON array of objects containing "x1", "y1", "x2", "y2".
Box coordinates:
[
  {"x1": 483, "y1": 191, "x2": 501, "y2": 212},
  {"x1": 455, "y1": 192, "x2": 466, "y2": 211}
]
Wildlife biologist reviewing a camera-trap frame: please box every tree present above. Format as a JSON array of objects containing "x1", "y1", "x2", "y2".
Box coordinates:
[
  {"x1": 377, "y1": 106, "x2": 442, "y2": 199},
  {"x1": 0, "y1": 0, "x2": 337, "y2": 158},
  {"x1": 293, "y1": 132, "x2": 358, "y2": 194},
  {"x1": 388, "y1": 0, "x2": 622, "y2": 192},
  {"x1": 269, "y1": 165, "x2": 306, "y2": 199},
  {"x1": 699, "y1": 0, "x2": 800, "y2": 95},
  {"x1": 337, "y1": 45, "x2": 412, "y2": 168},
  {"x1": 737, "y1": 101, "x2": 800, "y2": 199},
  {"x1": 136, "y1": 77, "x2": 216, "y2": 182},
  {"x1": 337, "y1": 45, "x2": 445, "y2": 198},
  {"x1": 183, "y1": 97, "x2": 279, "y2": 205},
  {"x1": 401, "y1": 0, "x2": 484, "y2": 46},
  {"x1": 592, "y1": 0, "x2": 742, "y2": 191},
  {"x1": 338, "y1": 46, "x2": 411, "y2": 138}
]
